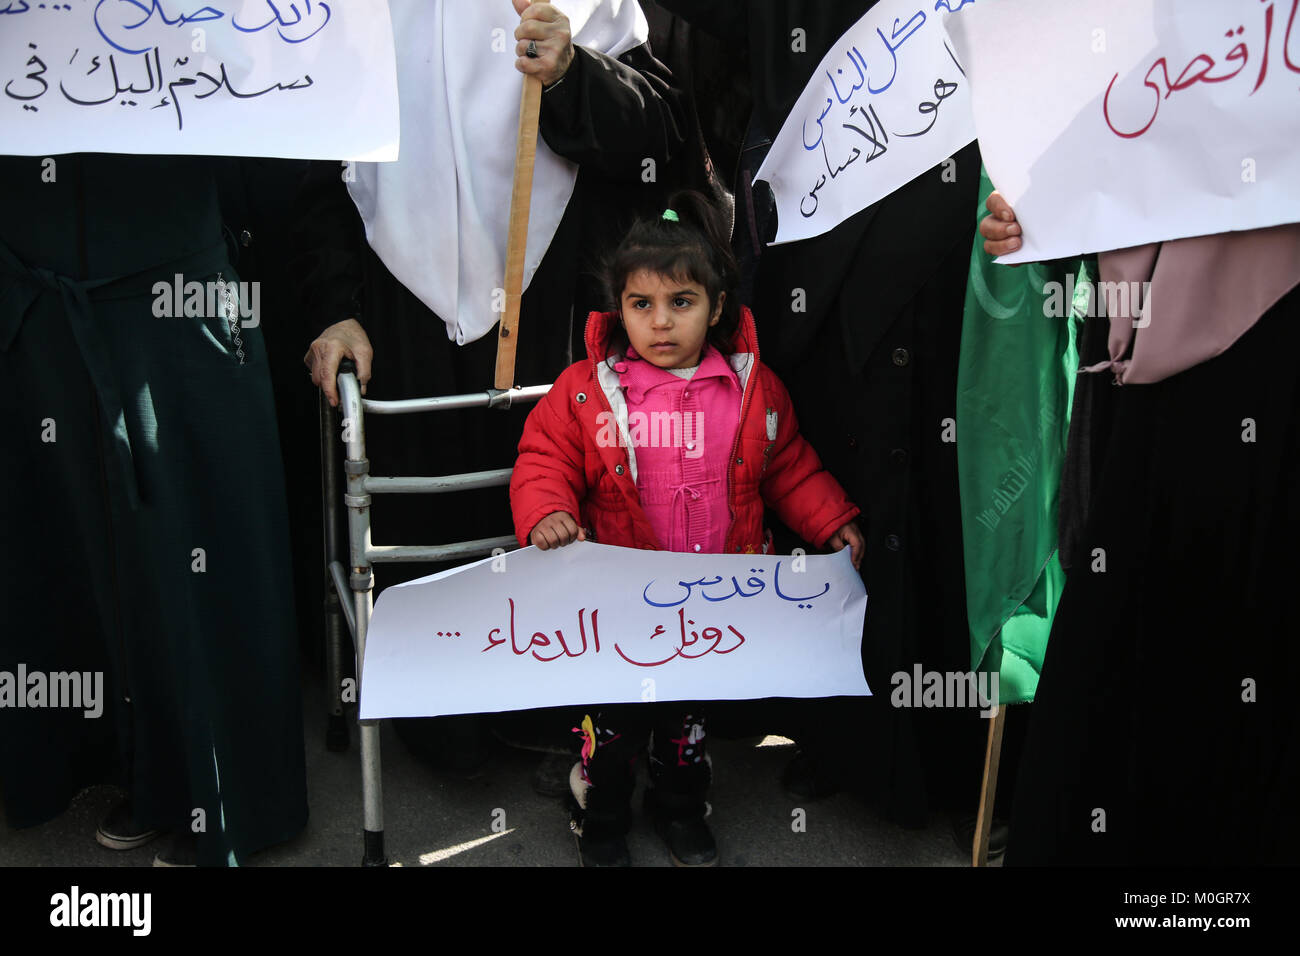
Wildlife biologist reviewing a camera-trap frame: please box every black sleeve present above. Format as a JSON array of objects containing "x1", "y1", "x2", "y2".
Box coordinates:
[
  {"x1": 652, "y1": 0, "x2": 746, "y2": 40},
  {"x1": 537, "y1": 41, "x2": 689, "y2": 181},
  {"x1": 285, "y1": 159, "x2": 367, "y2": 338}
]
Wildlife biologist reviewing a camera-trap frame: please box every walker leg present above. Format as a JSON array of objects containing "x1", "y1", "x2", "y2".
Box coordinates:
[
  {"x1": 360, "y1": 719, "x2": 387, "y2": 866},
  {"x1": 352, "y1": 567, "x2": 386, "y2": 866},
  {"x1": 325, "y1": 589, "x2": 349, "y2": 753},
  {"x1": 325, "y1": 561, "x2": 360, "y2": 755},
  {"x1": 320, "y1": 389, "x2": 350, "y2": 752}
]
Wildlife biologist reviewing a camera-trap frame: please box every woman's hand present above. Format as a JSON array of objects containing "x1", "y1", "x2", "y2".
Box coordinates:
[
  {"x1": 979, "y1": 190, "x2": 1022, "y2": 258},
  {"x1": 513, "y1": 0, "x2": 575, "y2": 88},
  {"x1": 530, "y1": 511, "x2": 587, "y2": 550},
  {"x1": 827, "y1": 520, "x2": 864, "y2": 570},
  {"x1": 304, "y1": 318, "x2": 373, "y2": 408}
]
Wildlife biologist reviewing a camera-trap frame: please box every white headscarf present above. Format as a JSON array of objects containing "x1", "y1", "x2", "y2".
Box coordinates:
[{"x1": 348, "y1": 0, "x2": 648, "y2": 344}]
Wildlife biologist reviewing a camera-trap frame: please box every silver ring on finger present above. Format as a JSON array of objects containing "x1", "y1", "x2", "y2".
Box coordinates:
[{"x1": 526, "y1": 39, "x2": 539, "y2": 58}]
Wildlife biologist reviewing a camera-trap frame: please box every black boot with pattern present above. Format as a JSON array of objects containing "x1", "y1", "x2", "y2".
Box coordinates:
[
  {"x1": 568, "y1": 715, "x2": 635, "y2": 867},
  {"x1": 646, "y1": 713, "x2": 717, "y2": 867}
]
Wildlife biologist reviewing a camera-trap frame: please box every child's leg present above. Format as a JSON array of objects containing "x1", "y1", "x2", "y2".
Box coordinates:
[
  {"x1": 648, "y1": 709, "x2": 710, "y2": 793},
  {"x1": 568, "y1": 705, "x2": 647, "y2": 866},
  {"x1": 647, "y1": 707, "x2": 716, "y2": 866}
]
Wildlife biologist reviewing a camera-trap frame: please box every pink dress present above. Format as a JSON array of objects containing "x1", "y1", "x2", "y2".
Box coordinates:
[{"x1": 615, "y1": 345, "x2": 742, "y2": 554}]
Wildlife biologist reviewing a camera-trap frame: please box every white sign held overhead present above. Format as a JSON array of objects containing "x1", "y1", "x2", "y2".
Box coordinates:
[
  {"x1": 755, "y1": 0, "x2": 980, "y2": 246},
  {"x1": 944, "y1": 0, "x2": 1300, "y2": 264},
  {"x1": 360, "y1": 541, "x2": 870, "y2": 720},
  {"x1": 0, "y1": 0, "x2": 399, "y2": 160}
]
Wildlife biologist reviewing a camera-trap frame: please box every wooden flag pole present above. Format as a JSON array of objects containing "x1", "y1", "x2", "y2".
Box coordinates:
[
  {"x1": 494, "y1": 69, "x2": 544, "y2": 390},
  {"x1": 973, "y1": 702, "x2": 1007, "y2": 867}
]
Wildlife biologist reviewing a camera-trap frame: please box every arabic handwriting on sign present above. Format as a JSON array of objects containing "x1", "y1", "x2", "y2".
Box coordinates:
[
  {"x1": 127, "y1": 53, "x2": 306, "y2": 130},
  {"x1": 58, "y1": 48, "x2": 160, "y2": 106},
  {"x1": 800, "y1": 174, "x2": 827, "y2": 218},
  {"x1": 640, "y1": 560, "x2": 829, "y2": 606},
  {"x1": 943, "y1": 37, "x2": 968, "y2": 79},
  {"x1": 482, "y1": 597, "x2": 746, "y2": 668},
  {"x1": 1254, "y1": 4, "x2": 1276, "y2": 95},
  {"x1": 1288, "y1": 0, "x2": 1300, "y2": 77},
  {"x1": 91, "y1": 0, "x2": 332, "y2": 56},
  {"x1": 232, "y1": 0, "x2": 333, "y2": 45},
  {"x1": 613, "y1": 610, "x2": 747, "y2": 668},
  {"x1": 1103, "y1": 2, "x2": 1300, "y2": 139},
  {"x1": 843, "y1": 102, "x2": 890, "y2": 159},
  {"x1": 803, "y1": 102, "x2": 890, "y2": 218},
  {"x1": 643, "y1": 577, "x2": 693, "y2": 608},
  {"x1": 93, "y1": 1, "x2": 225, "y2": 56},
  {"x1": 771, "y1": 559, "x2": 831, "y2": 606},
  {"x1": 1, "y1": 0, "x2": 77, "y2": 14},
  {"x1": 643, "y1": 570, "x2": 769, "y2": 608},
  {"x1": 894, "y1": 77, "x2": 959, "y2": 138},
  {"x1": 868, "y1": 9, "x2": 927, "y2": 95},
  {"x1": 803, "y1": 6, "x2": 928, "y2": 151},
  {"x1": 484, "y1": 599, "x2": 603, "y2": 662},
  {"x1": 821, "y1": 129, "x2": 861, "y2": 180},
  {"x1": 803, "y1": 96, "x2": 834, "y2": 150},
  {"x1": 4, "y1": 42, "x2": 46, "y2": 104},
  {"x1": 827, "y1": 45, "x2": 868, "y2": 105},
  {"x1": 192, "y1": 60, "x2": 314, "y2": 103},
  {"x1": 58, "y1": 46, "x2": 177, "y2": 120},
  {"x1": 701, "y1": 574, "x2": 767, "y2": 601},
  {"x1": 525, "y1": 606, "x2": 601, "y2": 663}
]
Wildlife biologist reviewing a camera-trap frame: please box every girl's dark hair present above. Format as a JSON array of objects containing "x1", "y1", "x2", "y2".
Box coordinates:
[{"x1": 599, "y1": 189, "x2": 740, "y2": 366}]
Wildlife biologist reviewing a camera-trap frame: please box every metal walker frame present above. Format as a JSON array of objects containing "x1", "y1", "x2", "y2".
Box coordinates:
[{"x1": 318, "y1": 358, "x2": 549, "y2": 866}]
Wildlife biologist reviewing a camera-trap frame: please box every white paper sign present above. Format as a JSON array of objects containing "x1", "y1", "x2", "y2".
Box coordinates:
[
  {"x1": 0, "y1": 0, "x2": 398, "y2": 160},
  {"x1": 359, "y1": 542, "x2": 870, "y2": 720},
  {"x1": 754, "y1": 0, "x2": 979, "y2": 246},
  {"x1": 945, "y1": 0, "x2": 1300, "y2": 264}
]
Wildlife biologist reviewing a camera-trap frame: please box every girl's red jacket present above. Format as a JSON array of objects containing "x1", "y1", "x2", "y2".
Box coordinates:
[{"x1": 510, "y1": 307, "x2": 860, "y2": 554}]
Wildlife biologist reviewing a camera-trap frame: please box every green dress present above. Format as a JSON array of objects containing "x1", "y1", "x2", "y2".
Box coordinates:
[{"x1": 0, "y1": 154, "x2": 306, "y2": 865}]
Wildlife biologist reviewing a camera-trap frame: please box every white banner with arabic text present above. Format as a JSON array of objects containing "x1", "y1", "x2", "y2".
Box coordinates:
[
  {"x1": 1, "y1": 0, "x2": 398, "y2": 160},
  {"x1": 945, "y1": 0, "x2": 1300, "y2": 263},
  {"x1": 359, "y1": 542, "x2": 870, "y2": 719},
  {"x1": 755, "y1": 0, "x2": 979, "y2": 245}
]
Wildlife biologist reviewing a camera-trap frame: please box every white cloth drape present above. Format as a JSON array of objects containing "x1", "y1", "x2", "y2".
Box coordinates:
[{"x1": 348, "y1": 0, "x2": 648, "y2": 344}]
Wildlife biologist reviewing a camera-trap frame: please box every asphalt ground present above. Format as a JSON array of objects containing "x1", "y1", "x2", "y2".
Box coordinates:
[{"x1": 0, "y1": 670, "x2": 976, "y2": 868}]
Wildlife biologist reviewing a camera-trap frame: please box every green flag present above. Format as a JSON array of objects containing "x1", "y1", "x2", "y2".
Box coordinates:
[{"x1": 956, "y1": 168, "x2": 1088, "y2": 705}]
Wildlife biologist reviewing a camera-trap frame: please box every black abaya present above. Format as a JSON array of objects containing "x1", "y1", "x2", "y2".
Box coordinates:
[{"x1": 1008, "y1": 284, "x2": 1300, "y2": 865}]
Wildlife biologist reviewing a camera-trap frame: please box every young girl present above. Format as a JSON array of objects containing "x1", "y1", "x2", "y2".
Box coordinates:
[{"x1": 510, "y1": 190, "x2": 863, "y2": 867}]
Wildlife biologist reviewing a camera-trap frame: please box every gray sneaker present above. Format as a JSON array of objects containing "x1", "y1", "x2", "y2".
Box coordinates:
[
  {"x1": 95, "y1": 801, "x2": 161, "y2": 851},
  {"x1": 153, "y1": 832, "x2": 199, "y2": 867}
]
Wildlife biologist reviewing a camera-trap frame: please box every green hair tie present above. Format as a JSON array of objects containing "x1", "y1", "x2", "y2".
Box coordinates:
[{"x1": 661, "y1": 209, "x2": 679, "y2": 222}]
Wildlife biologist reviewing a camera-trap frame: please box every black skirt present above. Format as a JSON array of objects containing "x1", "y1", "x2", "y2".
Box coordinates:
[{"x1": 1007, "y1": 282, "x2": 1300, "y2": 865}]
